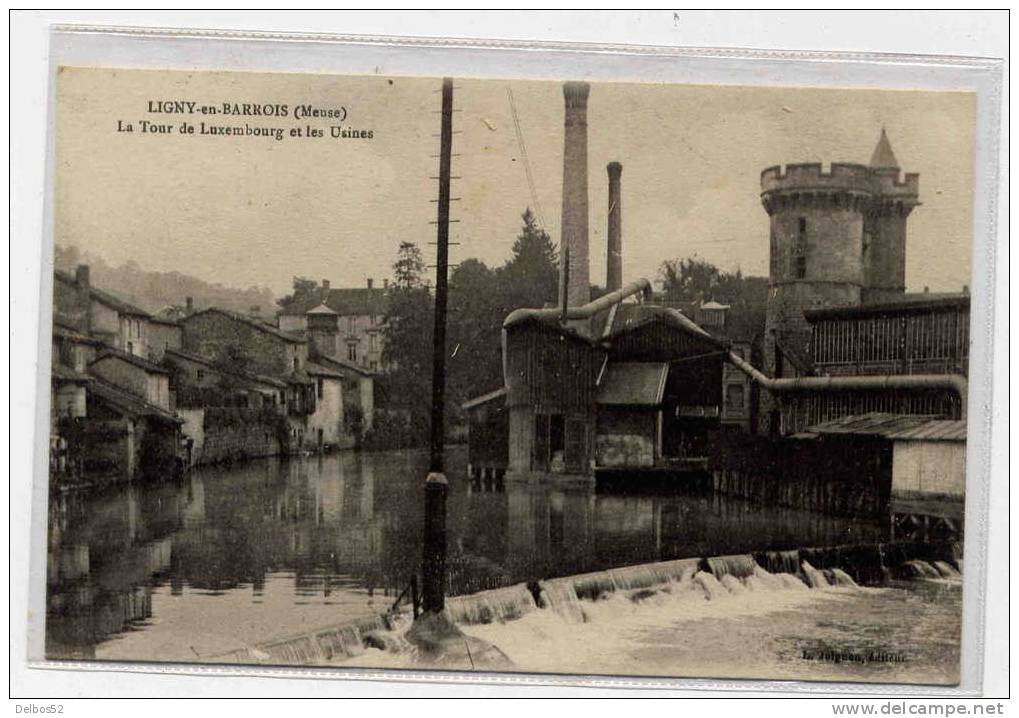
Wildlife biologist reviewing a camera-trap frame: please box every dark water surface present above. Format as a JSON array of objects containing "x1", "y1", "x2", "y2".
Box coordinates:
[{"x1": 46, "y1": 447, "x2": 888, "y2": 660}]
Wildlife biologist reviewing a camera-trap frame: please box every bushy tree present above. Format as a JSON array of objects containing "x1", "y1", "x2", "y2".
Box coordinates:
[{"x1": 276, "y1": 276, "x2": 319, "y2": 311}]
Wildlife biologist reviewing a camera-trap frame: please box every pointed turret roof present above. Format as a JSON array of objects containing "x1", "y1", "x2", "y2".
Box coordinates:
[{"x1": 869, "y1": 127, "x2": 900, "y2": 169}]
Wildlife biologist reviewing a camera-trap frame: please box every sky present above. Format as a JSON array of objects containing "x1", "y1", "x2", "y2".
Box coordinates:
[{"x1": 55, "y1": 67, "x2": 976, "y2": 296}]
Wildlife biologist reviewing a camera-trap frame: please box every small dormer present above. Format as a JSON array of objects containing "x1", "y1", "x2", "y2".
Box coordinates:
[{"x1": 695, "y1": 300, "x2": 730, "y2": 329}]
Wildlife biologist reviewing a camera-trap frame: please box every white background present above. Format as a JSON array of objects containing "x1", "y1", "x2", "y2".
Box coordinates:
[{"x1": 8, "y1": 9, "x2": 1010, "y2": 705}]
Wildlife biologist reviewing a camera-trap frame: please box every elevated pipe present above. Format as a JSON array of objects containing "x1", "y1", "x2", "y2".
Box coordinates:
[
  {"x1": 501, "y1": 278, "x2": 653, "y2": 386},
  {"x1": 504, "y1": 278, "x2": 652, "y2": 329},
  {"x1": 725, "y1": 349, "x2": 968, "y2": 419}
]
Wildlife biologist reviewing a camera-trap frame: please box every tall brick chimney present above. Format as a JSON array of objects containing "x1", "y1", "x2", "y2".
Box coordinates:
[
  {"x1": 606, "y1": 162, "x2": 622, "y2": 292},
  {"x1": 559, "y1": 81, "x2": 591, "y2": 324}
]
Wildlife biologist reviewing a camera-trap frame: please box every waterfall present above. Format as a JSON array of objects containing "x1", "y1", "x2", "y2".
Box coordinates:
[
  {"x1": 445, "y1": 584, "x2": 538, "y2": 625},
  {"x1": 705, "y1": 554, "x2": 758, "y2": 579},
  {"x1": 539, "y1": 580, "x2": 588, "y2": 624},
  {"x1": 902, "y1": 559, "x2": 942, "y2": 579},
  {"x1": 217, "y1": 613, "x2": 389, "y2": 665},
  {"x1": 568, "y1": 558, "x2": 702, "y2": 600},
  {"x1": 801, "y1": 560, "x2": 832, "y2": 588},
  {"x1": 693, "y1": 571, "x2": 730, "y2": 600},
  {"x1": 830, "y1": 568, "x2": 860, "y2": 588},
  {"x1": 756, "y1": 549, "x2": 801, "y2": 576},
  {"x1": 933, "y1": 561, "x2": 962, "y2": 580}
]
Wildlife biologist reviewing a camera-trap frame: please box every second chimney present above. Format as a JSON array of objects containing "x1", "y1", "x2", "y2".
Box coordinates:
[
  {"x1": 559, "y1": 81, "x2": 591, "y2": 322},
  {"x1": 367, "y1": 278, "x2": 374, "y2": 290},
  {"x1": 322, "y1": 279, "x2": 331, "y2": 291},
  {"x1": 606, "y1": 162, "x2": 623, "y2": 292}
]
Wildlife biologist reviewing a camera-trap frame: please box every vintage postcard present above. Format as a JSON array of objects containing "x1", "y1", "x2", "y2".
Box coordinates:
[{"x1": 43, "y1": 64, "x2": 975, "y2": 685}]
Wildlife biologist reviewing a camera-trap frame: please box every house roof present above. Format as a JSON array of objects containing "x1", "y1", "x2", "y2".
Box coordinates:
[
  {"x1": 91, "y1": 348, "x2": 169, "y2": 375},
  {"x1": 307, "y1": 303, "x2": 338, "y2": 315},
  {"x1": 596, "y1": 362, "x2": 669, "y2": 406},
  {"x1": 183, "y1": 308, "x2": 306, "y2": 344},
  {"x1": 54, "y1": 270, "x2": 151, "y2": 317},
  {"x1": 88, "y1": 376, "x2": 182, "y2": 424},
  {"x1": 52, "y1": 322, "x2": 103, "y2": 346},
  {"x1": 801, "y1": 412, "x2": 966, "y2": 442},
  {"x1": 163, "y1": 348, "x2": 287, "y2": 388},
  {"x1": 306, "y1": 361, "x2": 346, "y2": 379},
  {"x1": 315, "y1": 354, "x2": 375, "y2": 377},
  {"x1": 52, "y1": 364, "x2": 91, "y2": 384},
  {"x1": 279, "y1": 287, "x2": 390, "y2": 317},
  {"x1": 461, "y1": 387, "x2": 507, "y2": 411},
  {"x1": 700, "y1": 300, "x2": 730, "y2": 311}
]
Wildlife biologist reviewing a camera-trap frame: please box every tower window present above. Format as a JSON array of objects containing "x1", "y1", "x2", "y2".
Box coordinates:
[
  {"x1": 798, "y1": 217, "x2": 807, "y2": 236},
  {"x1": 794, "y1": 217, "x2": 807, "y2": 278},
  {"x1": 795, "y1": 255, "x2": 807, "y2": 279}
]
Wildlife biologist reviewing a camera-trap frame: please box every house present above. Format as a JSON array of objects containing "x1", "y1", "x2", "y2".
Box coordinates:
[
  {"x1": 306, "y1": 361, "x2": 347, "y2": 450},
  {"x1": 277, "y1": 278, "x2": 389, "y2": 372},
  {"x1": 180, "y1": 307, "x2": 309, "y2": 377},
  {"x1": 163, "y1": 347, "x2": 286, "y2": 409},
  {"x1": 147, "y1": 317, "x2": 183, "y2": 362},
  {"x1": 89, "y1": 349, "x2": 172, "y2": 411},
  {"x1": 54, "y1": 265, "x2": 154, "y2": 359},
  {"x1": 314, "y1": 354, "x2": 376, "y2": 434}
]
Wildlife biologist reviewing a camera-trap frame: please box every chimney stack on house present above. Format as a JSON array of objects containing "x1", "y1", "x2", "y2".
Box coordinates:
[
  {"x1": 322, "y1": 279, "x2": 330, "y2": 291},
  {"x1": 559, "y1": 81, "x2": 591, "y2": 330},
  {"x1": 606, "y1": 161, "x2": 623, "y2": 292},
  {"x1": 75, "y1": 264, "x2": 90, "y2": 289},
  {"x1": 367, "y1": 278, "x2": 374, "y2": 290},
  {"x1": 185, "y1": 296, "x2": 194, "y2": 313}
]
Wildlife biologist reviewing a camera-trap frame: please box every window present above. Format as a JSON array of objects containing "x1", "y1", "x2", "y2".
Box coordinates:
[
  {"x1": 368, "y1": 333, "x2": 377, "y2": 352},
  {"x1": 347, "y1": 343, "x2": 357, "y2": 362},
  {"x1": 196, "y1": 369, "x2": 204, "y2": 381},
  {"x1": 795, "y1": 217, "x2": 808, "y2": 279},
  {"x1": 726, "y1": 384, "x2": 745, "y2": 410},
  {"x1": 317, "y1": 378, "x2": 324, "y2": 399}
]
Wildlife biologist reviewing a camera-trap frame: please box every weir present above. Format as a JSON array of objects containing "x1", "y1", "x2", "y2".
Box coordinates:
[{"x1": 211, "y1": 540, "x2": 960, "y2": 667}]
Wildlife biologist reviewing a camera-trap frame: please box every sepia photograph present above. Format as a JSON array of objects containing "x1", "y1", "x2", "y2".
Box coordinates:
[{"x1": 41, "y1": 59, "x2": 979, "y2": 687}]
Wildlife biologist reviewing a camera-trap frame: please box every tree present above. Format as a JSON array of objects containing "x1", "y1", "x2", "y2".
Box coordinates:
[
  {"x1": 501, "y1": 208, "x2": 558, "y2": 309},
  {"x1": 379, "y1": 242, "x2": 434, "y2": 439},
  {"x1": 276, "y1": 276, "x2": 319, "y2": 311},
  {"x1": 393, "y1": 241, "x2": 426, "y2": 289},
  {"x1": 659, "y1": 257, "x2": 722, "y2": 304}
]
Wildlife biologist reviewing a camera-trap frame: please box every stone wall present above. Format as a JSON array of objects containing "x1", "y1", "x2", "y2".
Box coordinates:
[{"x1": 180, "y1": 407, "x2": 284, "y2": 466}]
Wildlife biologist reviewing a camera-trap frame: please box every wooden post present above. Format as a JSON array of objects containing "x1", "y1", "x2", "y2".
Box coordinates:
[{"x1": 421, "y1": 77, "x2": 454, "y2": 615}]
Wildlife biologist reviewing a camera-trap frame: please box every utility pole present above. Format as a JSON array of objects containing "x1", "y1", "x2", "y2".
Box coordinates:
[{"x1": 421, "y1": 77, "x2": 453, "y2": 615}]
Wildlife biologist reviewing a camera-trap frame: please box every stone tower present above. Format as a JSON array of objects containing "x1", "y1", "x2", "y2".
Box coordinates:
[{"x1": 760, "y1": 130, "x2": 919, "y2": 397}]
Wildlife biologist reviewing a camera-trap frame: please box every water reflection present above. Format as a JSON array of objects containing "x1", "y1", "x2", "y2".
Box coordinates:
[{"x1": 46, "y1": 447, "x2": 886, "y2": 659}]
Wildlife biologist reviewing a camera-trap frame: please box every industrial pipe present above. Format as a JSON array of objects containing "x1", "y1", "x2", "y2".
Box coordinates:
[
  {"x1": 725, "y1": 349, "x2": 968, "y2": 419},
  {"x1": 503, "y1": 278, "x2": 652, "y2": 329}
]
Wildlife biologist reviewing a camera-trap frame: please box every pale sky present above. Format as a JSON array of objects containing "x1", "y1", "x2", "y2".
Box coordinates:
[{"x1": 55, "y1": 67, "x2": 976, "y2": 296}]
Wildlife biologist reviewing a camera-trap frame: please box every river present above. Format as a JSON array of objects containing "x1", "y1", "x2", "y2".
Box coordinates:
[{"x1": 47, "y1": 446, "x2": 898, "y2": 663}]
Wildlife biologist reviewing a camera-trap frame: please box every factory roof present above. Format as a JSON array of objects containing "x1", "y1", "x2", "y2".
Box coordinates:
[
  {"x1": 800, "y1": 412, "x2": 967, "y2": 442},
  {"x1": 602, "y1": 304, "x2": 719, "y2": 343},
  {"x1": 805, "y1": 294, "x2": 969, "y2": 321},
  {"x1": 596, "y1": 362, "x2": 669, "y2": 406}
]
